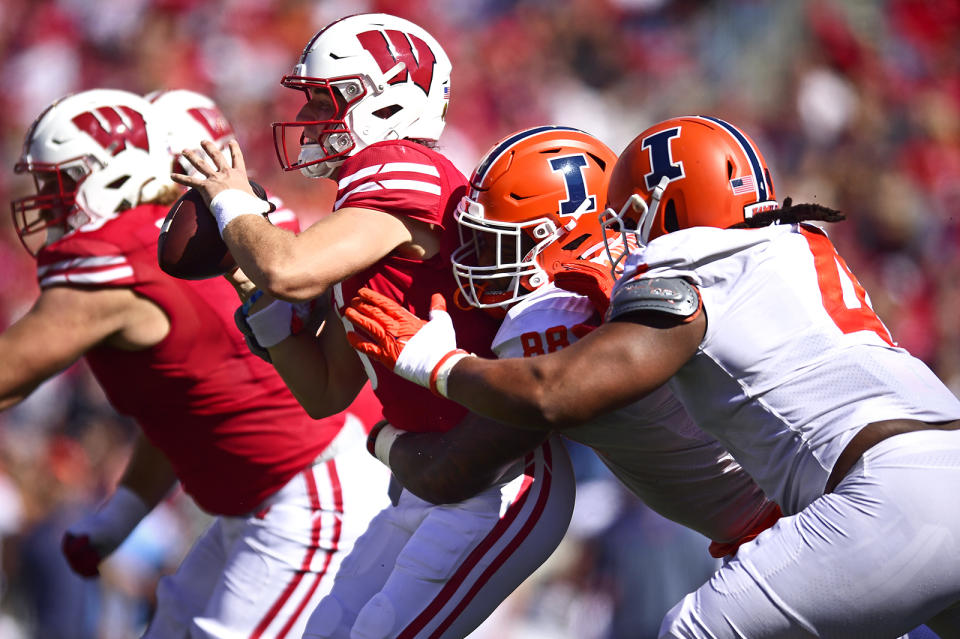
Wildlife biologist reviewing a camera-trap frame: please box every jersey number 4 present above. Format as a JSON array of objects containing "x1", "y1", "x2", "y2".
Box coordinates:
[{"x1": 802, "y1": 227, "x2": 895, "y2": 346}]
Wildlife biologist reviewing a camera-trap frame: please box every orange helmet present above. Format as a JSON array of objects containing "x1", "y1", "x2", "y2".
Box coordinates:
[
  {"x1": 602, "y1": 116, "x2": 778, "y2": 262},
  {"x1": 452, "y1": 126, "x2": 617, "y2": 310}
]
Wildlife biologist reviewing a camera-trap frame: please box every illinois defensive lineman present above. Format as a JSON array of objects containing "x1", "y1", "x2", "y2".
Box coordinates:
[
  {"x1": 173, "y1": 14, "x2": 576, "y2": 639},
  {"x1": 368, "y1": 124, "x2": 781, "y2": 558},
  {"x1": 346, "y1": 116, "x2": 960, "y2": 637},
  {"x1": 2, "y1": 88, "x2": 390, "y2": 638}
]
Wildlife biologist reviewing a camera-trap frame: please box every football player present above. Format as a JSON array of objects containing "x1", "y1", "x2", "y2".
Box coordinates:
[
  {"x1": 346, "y1": 116, "x2": 960, "y2": 637},
  {"x1": 2, "y1": 87, "x2": 391, "y2": 638},
  {"x1": 172, "y1": 14, "x2": 576, "y2": 639},
  {"x1": 367, "y1": 124, "x2": 781, "y2": 558}
]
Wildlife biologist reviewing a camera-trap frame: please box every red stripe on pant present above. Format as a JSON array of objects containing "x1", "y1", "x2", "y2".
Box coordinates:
[
  {"x1": 398, "y1": 442, "x2": 554, "y2": 638},
  {"x1": 250, "y1": 461, "x2": 343, "y2": 638}
]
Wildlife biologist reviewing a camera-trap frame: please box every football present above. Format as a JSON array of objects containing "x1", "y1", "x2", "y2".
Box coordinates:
[{"x1": 158, "y1": 180, "x2": 273, "y2": 280}]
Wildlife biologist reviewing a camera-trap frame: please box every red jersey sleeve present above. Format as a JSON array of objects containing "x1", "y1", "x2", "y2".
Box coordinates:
[
  {"x1": 36, "y1": 234, "x2": 137, "y2": 289},
  {"x1": 334, "y1": 140, "x2": 447, "y2": 227}
]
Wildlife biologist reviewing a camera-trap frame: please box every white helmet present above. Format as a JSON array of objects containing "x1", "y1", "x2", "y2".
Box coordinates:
[
  {"x1": 10, "y1": 88, "x2": 173, "y2": 254},
  {"x1": 148, "y1": 88, "x2": 237, "y2": 175},
  {"x1": 273, "y1": 13, "x2": 452, "y2": 178}
]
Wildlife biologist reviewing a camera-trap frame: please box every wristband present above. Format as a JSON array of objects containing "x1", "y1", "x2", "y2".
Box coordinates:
[
  {"x1": 246, "y1": 299, "x2": 294, "y2": 348},
  {"x1": 430, "y1": 351, "x2": 475, "y2": 398},
  {"x1": 240, "y1": 290, "x2": 264, "y2": 316},
  {"x1": 210, "y1": 189, "x2": 272, "y2": 235},
  {"x1": 370, "y1": 422, "x2": 403, "y2": 468}
]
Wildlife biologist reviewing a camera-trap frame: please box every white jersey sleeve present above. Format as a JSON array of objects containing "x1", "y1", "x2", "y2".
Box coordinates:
[
  {"x1": 619, "y1": 223, "x2": 960, "y2": 514},
  {"x1": 493, "y1": 282, "x2": 780, "y2": 544}
]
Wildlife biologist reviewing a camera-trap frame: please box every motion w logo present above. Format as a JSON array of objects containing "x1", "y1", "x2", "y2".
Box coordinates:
[
  {"x1": 187, "y1": 107, "x2": 234, "y2": 142},
  {"x1": 357, "y1": 30, "x2": 436, "y2": 93},
  {"x1": 72, "y1": 106, "x2": 149, "y2": 156}
]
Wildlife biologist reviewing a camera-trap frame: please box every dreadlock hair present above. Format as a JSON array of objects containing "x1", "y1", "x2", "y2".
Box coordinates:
[{"x1": 728, "y1": 197, "x2": 845, "y2": 229}]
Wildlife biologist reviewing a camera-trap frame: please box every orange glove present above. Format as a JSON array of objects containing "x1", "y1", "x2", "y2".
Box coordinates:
[
  {"x1": 554, "y1": 261, "x2": 616, "y2": 337},
  {"x1": 346, "y1": 288, "x2": 472, "y2": 396},
  {"x1": 554, "y1": 261, "x2": 614, "y2": 318}
]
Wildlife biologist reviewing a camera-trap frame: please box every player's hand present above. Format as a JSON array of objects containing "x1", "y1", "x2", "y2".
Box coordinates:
[
  {"x1": 171, "y1": 139, "x2": 254, "y2": 206},
  {"x1": 224, "y1": 265, "x2": 258, "y2": 303},
  {"x1": 555, "y1": 261, "x2": 614, "y2": 337},
  {"x1": 555, "y1": 261, "x2": 614, "y2": 316},
  {"x1": 345, "y1": 288, "x2": 469, "y2": 393},
  {"x1": 61, "y1": 531, "x2": 104, "y2": 578},
  {"x1": 234, "y1": 305, "x2": 272, "y2": 363}
]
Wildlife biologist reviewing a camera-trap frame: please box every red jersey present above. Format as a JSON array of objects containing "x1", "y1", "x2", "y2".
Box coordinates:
[
  {"x1": 331, "y1": 140, "x2": 500, "y2": 433},
  {"x1": 37, "y1": 200, "x2": 382, "y2": 516}
]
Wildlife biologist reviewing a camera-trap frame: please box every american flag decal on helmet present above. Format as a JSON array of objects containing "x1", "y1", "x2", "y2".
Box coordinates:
[{"x1": 730, "y1": 175, "x2": 756, "y2": 195}]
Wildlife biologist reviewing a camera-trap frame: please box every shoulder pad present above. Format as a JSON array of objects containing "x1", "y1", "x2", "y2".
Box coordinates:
[{"x1": 608, "y1": 276, "x2": 701, "y2": 322}]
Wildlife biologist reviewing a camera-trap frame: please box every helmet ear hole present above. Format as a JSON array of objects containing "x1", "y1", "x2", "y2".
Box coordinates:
[
  {"x1": 727, "y1": 160, "x2": 734, "y2": 179},
  {"x1": 664, "y1": 199, "x2": 679, "y2": 233},
  {"x1": 373, "y1": 105, "x2": 402, "y2": 119}
]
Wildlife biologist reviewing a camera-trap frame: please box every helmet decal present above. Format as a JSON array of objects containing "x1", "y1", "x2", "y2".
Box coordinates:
[
  {"x1": 186, "y1": 106, "x2": 234, "y2": 141},
  {"x1": 357, "y1": 30, "x2": 436, "y2": 93},
  {"x1": 641, "y1": 127, "x2": 684, "y2": 191},
  {"x1": 473, "y1": 125, "x2": 582, "y2": 186},
  {"x1": 700, "y1": 116, "x2": 771, "y2": 202},
  {"x1": 549, "y1": 154, "x2": 597, "y2": 216},
  {"x1": 71, "y1": 106, "x2": 150, "y2": 155}
]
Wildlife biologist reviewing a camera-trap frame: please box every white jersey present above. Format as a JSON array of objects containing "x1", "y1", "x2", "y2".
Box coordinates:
[
  {"x1": 617, "y1": 223, "x2": 960, "y2": 515},
  {"x1": 493, "y1": 282, "x2": 778, "y2": 545}
]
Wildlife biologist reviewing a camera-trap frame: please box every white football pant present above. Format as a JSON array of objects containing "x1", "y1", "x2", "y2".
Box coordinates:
[
  {"x1": 302, "y1": 435, "x2": 576, "y2": 639},
  {"x1": 660, "y1": 430, "x2": 960, "y2": 638},
  {"x1": 141, "y1": 417, "x2": 391, "y2": 639}
]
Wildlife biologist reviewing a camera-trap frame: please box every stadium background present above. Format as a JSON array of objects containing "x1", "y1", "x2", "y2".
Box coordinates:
[{"x1": 0, "y1": 0, "x2": 956, "y2": 637}]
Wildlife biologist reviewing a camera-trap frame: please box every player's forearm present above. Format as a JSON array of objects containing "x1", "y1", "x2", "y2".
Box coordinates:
[
  {"x1": 443, "y1": 356, "x2": 578, "y2": 430},
  {"x1": 117, "y1": 433, "x2": 177, "y2": 509},
  {"x1": 268, "y1": 331, "x2": 363, "y2": 419},
  {"x1": 221, "y1": 216, "x2": 320, "y2": 301},
  {"x1": 0, "y1": 315, "x2": 82, "y2": 411}
]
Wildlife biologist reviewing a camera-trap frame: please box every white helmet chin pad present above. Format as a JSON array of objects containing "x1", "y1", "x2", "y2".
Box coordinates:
[{"x1": 298, "y1": 144, "x2": 342, "y2": 178}]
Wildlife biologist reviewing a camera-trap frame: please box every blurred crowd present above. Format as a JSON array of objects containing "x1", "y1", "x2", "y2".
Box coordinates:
[{"x1": 0, "y1": 0, "x2": 957, "y2": 637}]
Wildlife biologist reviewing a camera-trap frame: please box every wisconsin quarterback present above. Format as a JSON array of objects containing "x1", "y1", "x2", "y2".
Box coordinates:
[{"x1": 172, "y1": 14, "x2": 576, "y2": 639}]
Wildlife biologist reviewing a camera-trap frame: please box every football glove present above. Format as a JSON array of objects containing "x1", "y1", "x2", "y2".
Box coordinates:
[
  {"x1": 345, "y1": 288, "x2": 472, "y2": 396},
  {"x1": 555, "y1": 261, "x2": 615, "y2": 337}
]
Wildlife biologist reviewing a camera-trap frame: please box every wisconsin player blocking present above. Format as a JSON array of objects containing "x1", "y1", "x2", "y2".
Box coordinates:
[
  {"x1": 2, "y1": 88, "x2": 390, "y2": 638},
  {"x1": 347, "y1": 116, "x2": 960, "y2": 637},
  {"x1": 172, "y1": 14, "x2": 576, "y2": 639},
  {"x1": 364, "y1": 124, "x2": 782, "y2": 560}
]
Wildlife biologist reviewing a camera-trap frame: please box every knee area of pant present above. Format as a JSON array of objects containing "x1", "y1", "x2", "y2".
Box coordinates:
[
  {"x1": 303, "y1": 595, "x2": 350, "y2": 639},
  {"x1": 351, "y1": 592, "x2": 397, "y2": 639}
]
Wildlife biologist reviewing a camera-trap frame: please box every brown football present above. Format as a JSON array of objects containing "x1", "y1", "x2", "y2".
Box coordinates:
[{"x1": 158, "y1": 180, "x2": 272, "y2": 280}]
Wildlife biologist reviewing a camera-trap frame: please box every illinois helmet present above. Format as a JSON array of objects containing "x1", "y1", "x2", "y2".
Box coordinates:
[
  {"x1": 11, "y1": 89, "x2": 173, "y2": 255},
  {"x1": 452, "y1": 125, "x2": 617, "y2": 310},
  {"x1": 603, "y1": 116, "x2": 778, "y2": 259},
  {"x1": 273, "y1": 13, "x2": 452, "y2": 178}
]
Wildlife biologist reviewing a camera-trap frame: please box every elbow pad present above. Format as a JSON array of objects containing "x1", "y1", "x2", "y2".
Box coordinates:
[{"x1": 608, "y1": 276, "x2": 702, "y2": 323}]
